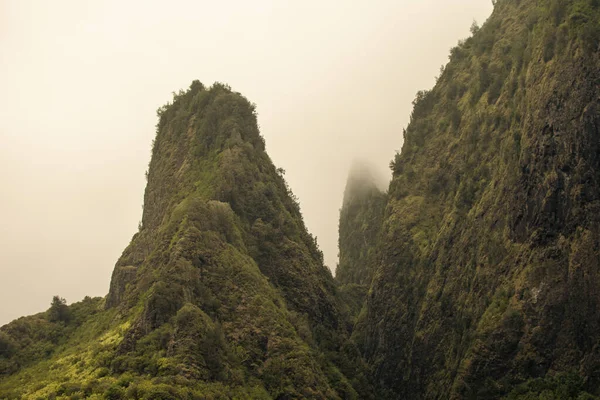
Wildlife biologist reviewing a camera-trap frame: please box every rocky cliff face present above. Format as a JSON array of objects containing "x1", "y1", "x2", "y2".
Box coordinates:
[
  {"x1": 353, "y1": 0, "x2": 600, "y2": 398},
  {"x1": 107, "y1": 82, "x2": 338, "y2": 326},
  {"x1": 0, "y1": 82, "x2": 357, "y2": 399},
  {"x1": 102, "y1": 81, "x2": 362, "y2": 398},
  {"x1": 2, "y1": 1, "x2": 600, "y2": 399},
  {"x1": 336, "y1": 162, "x2": 386, "y2": 287}
]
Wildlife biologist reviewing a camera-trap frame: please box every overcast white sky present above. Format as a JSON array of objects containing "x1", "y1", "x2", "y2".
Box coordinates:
[{"x1": 0, "y1": 0, "x2": 492, "y2": 325}]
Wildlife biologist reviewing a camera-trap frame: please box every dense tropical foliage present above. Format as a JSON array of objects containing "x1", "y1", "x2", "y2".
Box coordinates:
[{"x1": 1, "y1": 0, "x2": 599, "y2": 398}]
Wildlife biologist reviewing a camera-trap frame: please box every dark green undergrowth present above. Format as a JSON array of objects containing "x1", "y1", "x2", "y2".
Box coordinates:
[
  {"x1": 1, "y1": 82, "x2": 364, "y2": 399},
  {"x1": 2, "y1": 1, "x2": 600, "y2": 398},
  {"x1": 356, "y1": 0, "x2": 600, "y2": 398}
]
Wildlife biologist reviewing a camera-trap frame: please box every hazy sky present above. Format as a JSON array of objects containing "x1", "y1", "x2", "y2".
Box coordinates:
[{"x1": 0, "y1": 0, "x2": 492, "y2": 325}]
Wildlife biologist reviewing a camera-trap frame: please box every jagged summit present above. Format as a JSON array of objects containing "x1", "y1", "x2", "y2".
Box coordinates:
[
  {"x1": 2, "y1": 1, "x2": 600, "y2": 398},
  {"x1": 0, "y1": 81, "x2": 358, "y2": 399},
  {"x1": 107, "y1": 81, "x2": 338, "y2": 326},
  {"x1": 341, "y1": 160, "x2": 387, "y2": 207},
  {"x1": 336, "y1": 161, "x2": 386, "y2": 286}
]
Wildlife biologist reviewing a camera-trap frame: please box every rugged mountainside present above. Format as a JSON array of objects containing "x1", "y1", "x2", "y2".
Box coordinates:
[
  {"x1": 2, "y1": 0, "x2": 600, "y2": 399},
  {"x1": 352, "y1": 0, "x2": 600, "y2": 398},
  {"x1": 0, "y1": 82, "x2": 358, "y2": 399},
  {"x1": 335, "y1": 163, "x2": 387, "y2": 323},
  {"x1": 336, "y1": 162, "x2": 387, "y2": 288}
]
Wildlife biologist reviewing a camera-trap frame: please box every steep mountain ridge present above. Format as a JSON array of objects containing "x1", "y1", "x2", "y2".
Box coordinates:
[
  {"x1": 1, "y1": 0, "x2": 600, "y2": 398},
  {"x1": 336, "y1": 162, "x2": 387, "y2": 287},
  {"x1": 353, "y1": 0, "x2": 600, "y2": 398},
  {"x1": 107, "y1": 81, "x2": 337, "y2": 326},
  {"x1": 0, "y1": 82, "x2": 356, "y2": 399}
]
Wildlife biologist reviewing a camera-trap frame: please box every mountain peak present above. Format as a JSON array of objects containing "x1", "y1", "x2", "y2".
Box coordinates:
[
  {"x1": 342, "y1": 160, "x2": 386, "y2": 205},
  {"x1": 1, "y1": 80, "x2": 358, "y2": 399}
]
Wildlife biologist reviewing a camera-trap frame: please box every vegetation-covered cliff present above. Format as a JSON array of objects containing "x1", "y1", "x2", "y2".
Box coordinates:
[
  {"x1": 1, "y1": 0, "x2": 600, "y2": 399},
  {"x1": 336, "y1": 162, "x2": 386, "y2": 288},
  {"x1": 335, "y1": 163, "x2": 386, "y2": 325},
  {"x1": 0, "y1": 82, "x2": 358, "y2": 399},
  {"x1": 353, "y1": 0, "x2": 600, "y2": 398}
]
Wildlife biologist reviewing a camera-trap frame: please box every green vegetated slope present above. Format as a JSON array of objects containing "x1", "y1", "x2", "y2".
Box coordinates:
[
  {"x1": 336, "y1": 163, "x2": 386, "y2": 320},
  {"x1": 2, "y1": 0, "x2": 600, "y2": 399},
  {"x1": 353, "y1": 0, "x2": 600, "y2": 398},
  {"x1": 336, "y1": 163, "x2": 387, "y2": 287},
  {"x1": 0, "y1": 82, "x2": 359, "y2": 399}
]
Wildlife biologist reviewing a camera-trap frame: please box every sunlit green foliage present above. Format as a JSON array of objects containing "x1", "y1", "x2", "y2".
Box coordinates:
[{"x1": 1, "y1": 82, "x2": 359, "y2": 399}]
